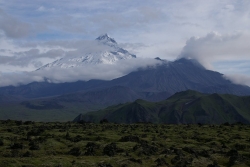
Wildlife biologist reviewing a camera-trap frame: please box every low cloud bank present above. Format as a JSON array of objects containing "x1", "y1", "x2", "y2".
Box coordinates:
[
  {"x1": 179, "y1": 32, "x2": 250, "y2": 69},
  {"x1": 179, "y1": 32, "x2": 250, "y2": 87},
  {"x1": 224, "y1": 74, "x2": 250, "y2": 87},
  {"x1": 0, "y1": 58, "x2": 160, "y2": 87}
]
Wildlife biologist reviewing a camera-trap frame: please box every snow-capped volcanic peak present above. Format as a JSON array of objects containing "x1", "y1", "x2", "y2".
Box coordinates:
[
  {"x1": 96, "y1": 34, "x2": 118, "y2": 47},
  {"x1": 96, "y1": 34, "x2": 117, "y2": 44},
  {"x1": 37, "y1": 34, "x2": 136, "y2": 70}
]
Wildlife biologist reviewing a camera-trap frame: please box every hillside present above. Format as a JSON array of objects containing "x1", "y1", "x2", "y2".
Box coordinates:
[{"x1": 76, "y1": 90, "x2": 250, "y2": 124}]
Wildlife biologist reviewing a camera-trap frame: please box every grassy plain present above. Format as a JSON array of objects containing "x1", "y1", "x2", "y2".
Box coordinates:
[
  {"x1": 0, "y1": 102, "x2": 93, "y2": 122},
  {"x1": 0, "y1": 120, "x2": 250, "y2": 167}
]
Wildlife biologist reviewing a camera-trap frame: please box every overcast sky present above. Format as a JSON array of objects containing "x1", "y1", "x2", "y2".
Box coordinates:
[{"x1": 0, "y1": 0, "x2": 250, "y2": 86}]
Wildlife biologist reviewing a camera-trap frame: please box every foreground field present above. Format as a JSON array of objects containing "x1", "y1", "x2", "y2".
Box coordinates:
[{"x1": 0, "y1": 120, "x2": 250, "y2": 167}]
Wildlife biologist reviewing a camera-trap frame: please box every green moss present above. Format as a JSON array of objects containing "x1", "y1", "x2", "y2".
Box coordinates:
[{"x1": 0, "y1": 121, "x2": 250, "y2": 166}]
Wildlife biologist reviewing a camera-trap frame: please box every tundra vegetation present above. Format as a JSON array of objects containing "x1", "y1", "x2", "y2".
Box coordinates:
[{"x1": 0, "y1": 120, "x2": 250, "y2": 167}]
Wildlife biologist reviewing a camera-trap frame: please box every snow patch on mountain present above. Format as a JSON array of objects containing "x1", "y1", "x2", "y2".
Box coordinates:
[{"x1": 37, "y1": 34, "x2": 136, "y2": 70}]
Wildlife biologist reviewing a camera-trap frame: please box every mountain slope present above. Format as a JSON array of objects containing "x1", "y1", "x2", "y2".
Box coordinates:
[
  {"x1": 76, "y1": 90, "x2": 250, "y2": 124},
  {"x1": 56, "y1": 86, "x2": 141, "y2": 106},
  {"x1": 0, "y1": 94, "x2": 25, "y2": 103},
  {"x1": 0, "y1": 58, "x2": 250, "y2": 102},
  {"x1": 97, "y1": 58, "x2": 250, "y2": 95},
  {"x1": 0, "y1": 80, "x2": 106, "y2": 99}
]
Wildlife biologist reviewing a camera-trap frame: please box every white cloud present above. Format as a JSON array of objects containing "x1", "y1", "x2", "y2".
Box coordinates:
[
  {"x1": 0, "y1": 58, "x2": 160, "y2": 87},
  {"x1": 0, "y1": 9, "x2": 31, "y2": 38},
  {"x1": 37, "y1": 6, "x2": 45, "y2": 12},
  {"x1": 179, "y1": 32, "x2": 250, "y2": 69},
  {"x1": 0, "y1": 37, "x2": 77, "y2": 72},
  {"x1": 0, "y1": 71, "x2": 44, "y2": 87},
  {"x1": 224, "y1": 74, "x2": 250, "y2": 87},
  {"x1": 178, "y1": 31, "x2": 250, "y2": 86},
  {"x1": 37, "y1": 6, "x2": 55, "y2": 12}
]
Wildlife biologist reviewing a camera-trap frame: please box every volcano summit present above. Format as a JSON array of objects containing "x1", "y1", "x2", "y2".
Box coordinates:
[{"x1": 37, "y1": 34, "x2": 136, "y2": 70}]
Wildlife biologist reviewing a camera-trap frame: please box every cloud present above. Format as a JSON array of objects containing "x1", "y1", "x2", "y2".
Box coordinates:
[
  {"x1": 224, "y1": 74, "x2": 250, "y2": 87},
  {"x1": 0, "y1": 9, "x2": 31, "y2": 38},
  {"x1": 37, "y1": 6, "x2": 55, "y2": 12},
  {"x1": 0, "y1": 56, "x2": 13, "y2": 64},
  {"x1": 0, "y1": 39, "x2": 136, "y2": 72},
  {"x1": 0, "y1": 49, "x2": 65, "y2": 67},
  {"x1": 0, "y1": 1, "x2": 166, "y2": 40},
  {"x1": 0, "y1": 58, "x2": 160, "y2": 87},
  {"x1": 0, "y1": 71, "x2": 44, "y2": 87},
  {"x1": 37, "y1": 6, "x2": 46, "y2": 12},
  {"x1": 0, "y1": 37, "x2": 83, "y2": 72},
  {"x1": 178, "y1": 31, "x2": 250, "y2": 86},
  {"x1": 0, "y1": 47, "x2": 67, "y2": 71},
  {"x1": 0, "y1": 0, "x2": 250, "y2": 87},
  {"x1": 1, "y1": 0, "x2": 250, "y2": 42},
  {"x1": 212, "y1": 60, "x2": 250, "y2": 75},
  {"x1": 179, "y1": 32, "x2": 250, "y2": 69}
]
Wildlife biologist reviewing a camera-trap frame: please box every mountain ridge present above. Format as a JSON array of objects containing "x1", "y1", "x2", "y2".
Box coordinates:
[{"x1": 76, "y1": 90, "x2": 250, "y2": 124}]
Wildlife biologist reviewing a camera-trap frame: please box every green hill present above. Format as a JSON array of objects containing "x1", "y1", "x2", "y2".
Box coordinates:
[{"x1": 75, "y1": 90, "x2": 250, "y2": 124}]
